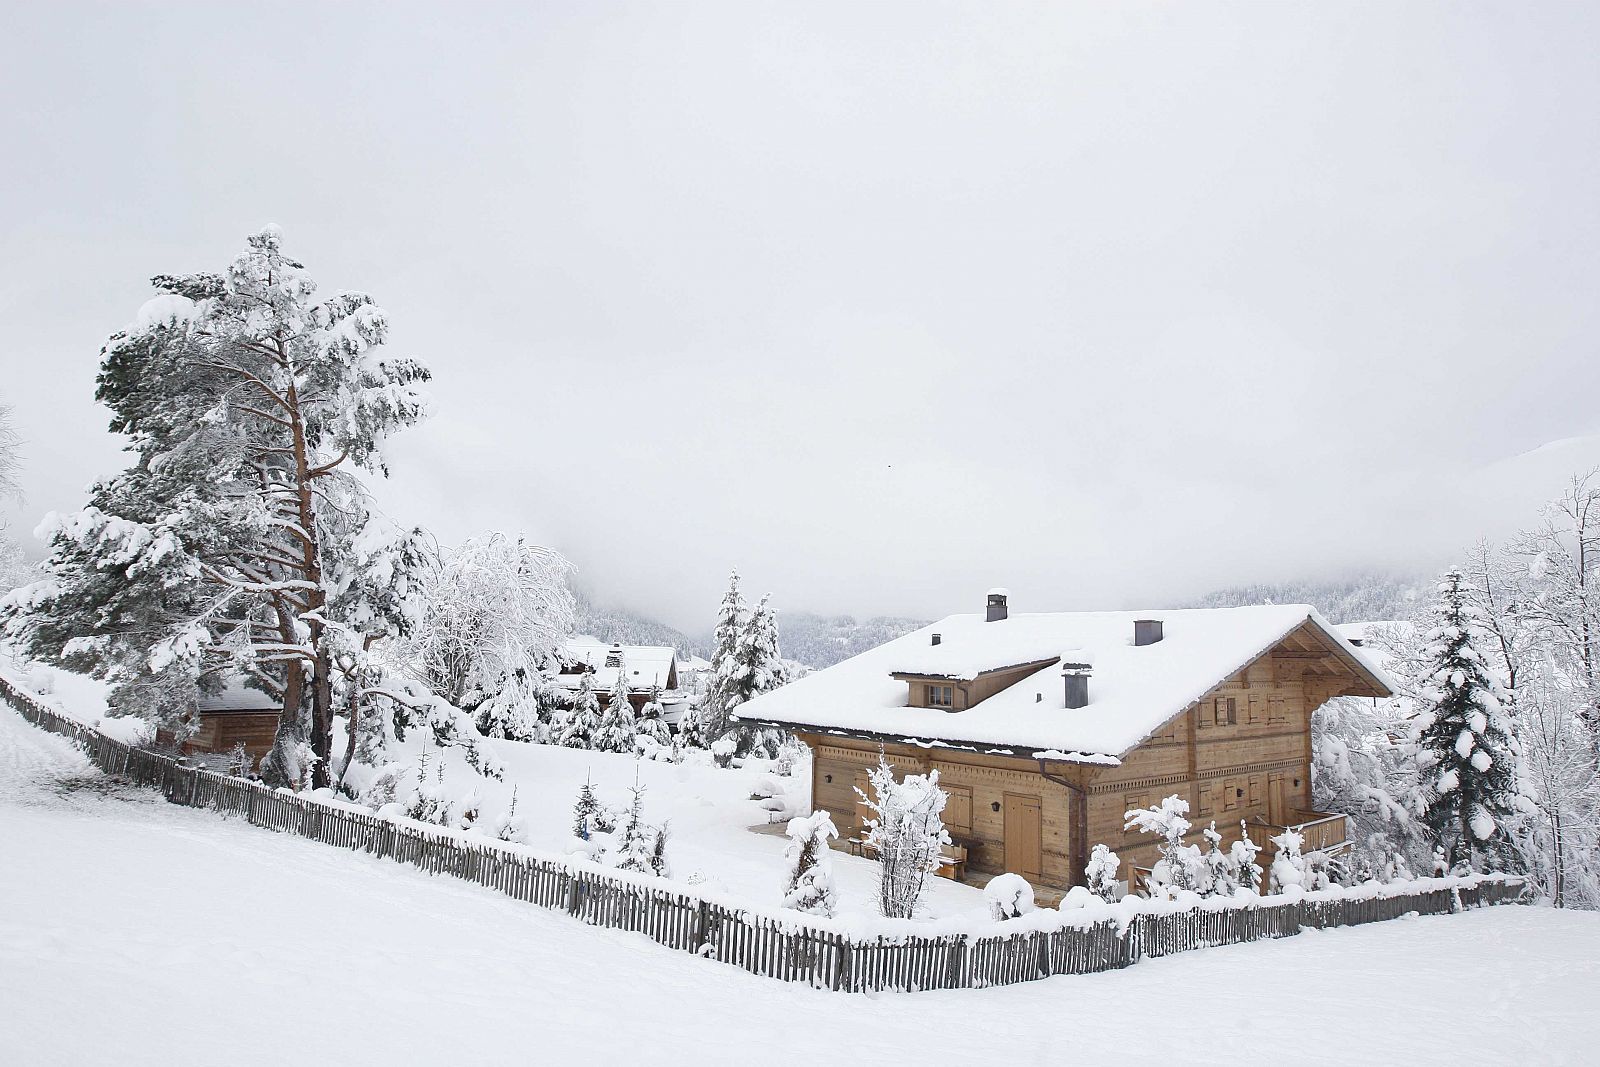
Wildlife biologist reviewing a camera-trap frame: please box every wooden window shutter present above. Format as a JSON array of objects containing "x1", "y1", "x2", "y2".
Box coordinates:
[
  {"x1": 1248, "y1": 695, "x2": 1262, "y2": 724},
  {"x1": 945, "y1": 785, "x2": 973, "y2": 833},
  {"x1": 1248, "y1": 775, "x2": 1263, "y2": 808},
  {"x1": 1268, "y1": 696, "x2": 1287, "y2": 723}
]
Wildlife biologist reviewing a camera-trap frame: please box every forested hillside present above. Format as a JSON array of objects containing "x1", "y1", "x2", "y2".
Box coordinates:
[{"x1": 1186, "y1": 572, "x2": 1429, "y2": 624}]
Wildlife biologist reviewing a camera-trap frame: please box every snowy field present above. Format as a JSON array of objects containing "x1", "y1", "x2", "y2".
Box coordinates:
[
  {"x1": 4, "y1": 707, "x2": 1599, "y2": 1066},
  {"x1": 0, "y1": 657, "x2": 985, "y2": 918}
]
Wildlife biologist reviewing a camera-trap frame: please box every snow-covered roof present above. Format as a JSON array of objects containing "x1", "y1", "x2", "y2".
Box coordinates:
[
  {"x1": 735, "y1": 605, "x2": 1391, "y2": 762},
  {"x1": 196, "y1": 679, "x2": 279, "y2": 714},
  {"x1": 559, "y1": 638, "x2": 678, "y2": 693}
]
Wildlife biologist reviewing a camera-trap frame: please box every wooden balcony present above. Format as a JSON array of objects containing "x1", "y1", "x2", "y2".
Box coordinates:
[{"x1": 1245, "y1": 811, "x2": 1350, "y2": 857}]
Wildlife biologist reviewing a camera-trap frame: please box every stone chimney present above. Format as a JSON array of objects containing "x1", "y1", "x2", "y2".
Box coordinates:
[
  {"x1": 1134, "y1": 619, "x2": 1164, "y2": 646},
  {"x1": 986, "y1": 588, "x2": 1010, "y2": 622},
  {"x1": 1062, "y1": 661, "x2": 1091, "y2": 708}
]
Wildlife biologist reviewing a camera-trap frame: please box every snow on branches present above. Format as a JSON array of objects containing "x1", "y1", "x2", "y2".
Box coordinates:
[{"x1": 857, "y1": 755, "x2": 950, "y2": 918}]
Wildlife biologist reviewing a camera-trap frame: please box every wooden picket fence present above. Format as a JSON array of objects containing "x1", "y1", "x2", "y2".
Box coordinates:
[{"x1": 2, "y1": 674, "x2": 1526, "y2": 993}]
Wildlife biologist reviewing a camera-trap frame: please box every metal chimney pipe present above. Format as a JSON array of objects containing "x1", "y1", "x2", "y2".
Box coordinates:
[
  {"x1": 1062, "y1": 662, "x2": 1091, "y2": 708},
  {"x1": 1133, "y1": 619, "x2": 1164, "y2": 646}
]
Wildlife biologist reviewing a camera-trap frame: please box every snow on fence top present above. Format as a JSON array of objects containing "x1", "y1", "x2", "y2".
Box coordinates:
[{"x1": 737, "y1": 605, "x2": 1391, "y2": 760}]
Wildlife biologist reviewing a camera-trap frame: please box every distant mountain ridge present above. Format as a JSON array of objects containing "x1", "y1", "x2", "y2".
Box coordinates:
[{"x1": 1184, "y1": 572, "x2": 1427, "y2": 625}]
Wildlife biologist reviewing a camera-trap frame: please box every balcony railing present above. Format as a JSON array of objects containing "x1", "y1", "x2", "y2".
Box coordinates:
[{"x1": 1245, "y1": 811, "x2": 1350, "y2": 856}]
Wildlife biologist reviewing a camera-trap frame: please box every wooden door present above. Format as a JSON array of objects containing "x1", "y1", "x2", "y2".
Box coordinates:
[
  {"x1": 1003, "y1": 794, "x2": 1043, "y2": 881},
  {"x1": 1267, "y1": 774, "x2": 1287, "y2": 825}
]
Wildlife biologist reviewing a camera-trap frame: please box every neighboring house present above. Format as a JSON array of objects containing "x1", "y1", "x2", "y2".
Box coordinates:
[
  {"x1": 154, "y1": 680, "x2": 280, "y2": 769},
  {"x1": 735, "y1": 590, "x2": 1393, "y2": 897},
  {"x1": 558, "y1": 638, "x2": 690, "y2": 724}
]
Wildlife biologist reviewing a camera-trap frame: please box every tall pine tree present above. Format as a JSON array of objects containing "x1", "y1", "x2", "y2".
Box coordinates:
[
  {"x1": 1412, "y1": 571, "x2": 1525, "y2": 872},
  {"x1": 1, "y1": 228, "x2": 431, "y2": 788},
  {"x1": 595, "y1": 651, "x2": 640, "y2": 753},
  {"x1": 681, "y1": 570, "x2": 747, "y2": 747}
]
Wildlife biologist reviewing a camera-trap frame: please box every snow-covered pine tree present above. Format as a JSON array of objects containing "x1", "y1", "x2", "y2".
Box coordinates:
[
  {"x1": 781, "y1": 810, "x2": 839, "y2": 917},
  {"x1": 1124, "y1": 795, "x2": 1203, "y2": 895},
  {"x1": 493, "y1": 785, "x2": 526, "y2": 843},
  {"x1": 684, "y1": 570, "x2": 747, "y2": 747},
  {"x1": 572, "y1": 774, "x2": 602, "y2": 840},
  {"x1": 553, "y1": 673, "x2": 603, "y2": 750},
  {"x1": 1085, "y1": 843, "x2": 1122, "y2": 902},
  {"x1": 615, "y1": 779, "x2": 654, "y2": 874},
  {"x1": 857, "y1": 755, "x2": 950, "y2": 918},
  {"x1": 594, "y1": 653, "x2": 640, "y2": 753},
  {"x1": 1412, "y1": 570, "x2": 1525, "y2": 872},
  {"x1": 634, "y1": 685, "x2": 673, "y2": 750},
  {"x1": 0, "y1": 228, "x2": 432, "y2": 790}
]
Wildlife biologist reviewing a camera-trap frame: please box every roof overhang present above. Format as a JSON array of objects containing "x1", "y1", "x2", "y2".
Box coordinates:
[{"x1": 738, "y1": 715, "x2": 1121, "y2": 767}]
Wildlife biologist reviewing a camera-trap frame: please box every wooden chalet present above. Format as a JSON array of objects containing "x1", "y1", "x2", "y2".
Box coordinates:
[
  {"x1": 557, "y1": 639, "x2": 689, "y2": 723},
  {"x1": 735, "y1": 590, "x2": 1392, "y2": 898}
]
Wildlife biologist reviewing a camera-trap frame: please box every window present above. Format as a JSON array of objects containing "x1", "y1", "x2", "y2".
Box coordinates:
[
  {"x1": 1212, "y1": 696, "x2": 1237, "y2": 726},
  {"x1": 1198, "y1": 783, "x2": 1214, "y2": 816},
  {"x1": 1268, "y1": 696, "x2": 1287, "y2": 723},
  {"x1": 1223, "y1": 780, "x2": 1240, "y2": 812},
  {"x1": 925, "y1": 684, "x2": 953, "y2": 708}
]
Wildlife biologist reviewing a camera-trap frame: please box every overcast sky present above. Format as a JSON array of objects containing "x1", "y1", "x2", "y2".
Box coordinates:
[{"x1": 3, "y1": 3, "x2": 1599, "y2": 632}]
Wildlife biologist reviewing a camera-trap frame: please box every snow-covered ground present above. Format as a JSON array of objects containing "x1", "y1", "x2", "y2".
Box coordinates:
[
  {"x1": 0, "y1": 655, "x2": 984, "y2": 918},
  {"x1": 4, "y1": 706, "x2": 1598, "y2": 1066}
]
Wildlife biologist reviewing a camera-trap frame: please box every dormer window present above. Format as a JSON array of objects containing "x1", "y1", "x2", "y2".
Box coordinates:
[{"x1": 926, "y1": 684, "x2": 953, "y2": 708}]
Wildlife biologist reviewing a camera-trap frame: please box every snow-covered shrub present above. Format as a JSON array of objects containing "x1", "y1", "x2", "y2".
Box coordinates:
[
  {"x1": 1304, "y1": 849, "x2": 1335, "y2": 891},
  {"x1": 649, "y1": 824, "x2": 671, "y2": 879},
  {"x1": 1058, "y1": 885, "x2": 1097, "y2": 911},
  {"x1": 1125, "y1": 795, "x2": 1204, "y2": 895},
  {"x1": 1085, "y1": 843, "x2": 1122, "y2": 902},
  {"x1": 782, "y1": 810, "x2": 838, "y2": 917},
  {"x1": 492, "y1": 786, "x2": 527, "y2": 843},
  {"x1": 857, "y1": 755, "x2": 950, "y2": 919},
  {"x1": 985, "y1": 873, "x2": 1036, "y2": 920},
  {"x1": 709, "y1": 734, "x2": 737, "y2": 769},
  {"x1": 1270, "y1": 828, "x2": 1307, "y2": 893}
]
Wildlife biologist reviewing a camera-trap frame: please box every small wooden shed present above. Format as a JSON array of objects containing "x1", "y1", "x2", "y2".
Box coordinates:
[{"x1": 155, "y1": 682, "x2": 280, "y2": 769}]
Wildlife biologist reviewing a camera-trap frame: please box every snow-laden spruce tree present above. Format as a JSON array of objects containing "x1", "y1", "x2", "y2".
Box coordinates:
[
  {"x1": 1085, "y1": 843, "x2": 1122, "y2": 902},
  {"x1": 683, "y1": 570, "x2": 747, "y2": 747},
  {"x1": 573, "y1": 775, "x2": 605, "y2": 840},
  {"x1": 634, "y1": 685, "x2": 673, "y2": 751},
  {"x1": 1125, "y1": 795, "x2": 1203, "y2": 895},
  {"x1": 858, "y1": 756, "x2": 950, "y2": 918},
  {"x1": 1412, "y1": 570, "x2": 1525, "y2": 872},
  {"x1": 1313, "y1": 691, "x2": 1429, "y2": 875},
  {"x1": 395, "y1": 532, "x2": 574, "y2": 731},
  {"x1": 1201, "y1": 823, "x2": 1240, "y2": 897},
  {"x1": 615, "y1": 780, "x2": 655, "y2": 874},
  {"x1": 782, "y1": 809, "x2": 838, "y2": 917},
  {"x1": 553, "y1": 673, "x2": 603, "y2": 749},
  {"x1": 594, "y1": 653, "x2": 640, "y2": 754},
  {"x1": 0, "y1": 228, "x2": 431, "y2": 789}
]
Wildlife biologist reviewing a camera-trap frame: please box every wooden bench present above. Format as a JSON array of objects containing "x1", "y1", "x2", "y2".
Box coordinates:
[{"x1": 845, "y1": 836, "x2": 968, "y2": 881}]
